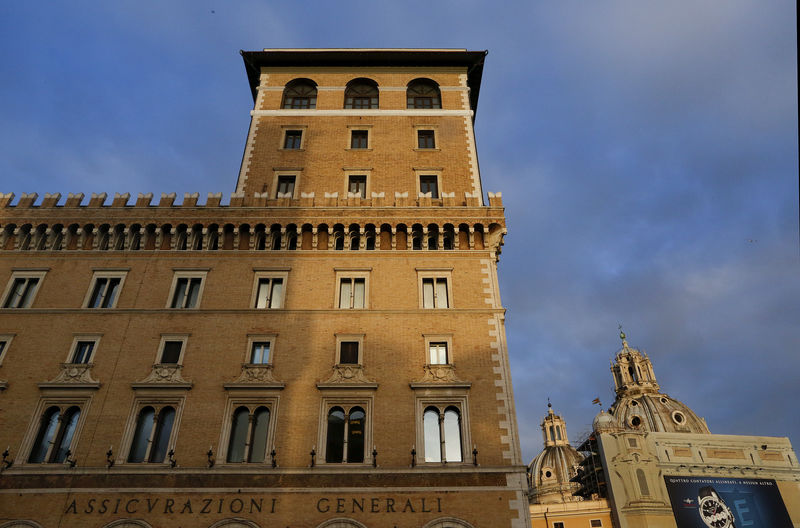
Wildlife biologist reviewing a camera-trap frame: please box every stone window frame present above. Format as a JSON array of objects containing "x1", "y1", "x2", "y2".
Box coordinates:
[
  {"x1": 118, "y1": 394, "x2": 187, "y2": 465},
  {"x1": 245, "y1": 334, "x2": 277, "y2": 365},
  {"x1": 166, "y1": 270, "x2": 208, "y2": 309},
  {"x1": 413, "y1": 125, "x2": 439, "y2": 151},
  {"x1": 334, "y1": 333, "x2": 365, "y2": 367},
  {"x1": 414, "y1": 168, "x2": 443, "y2": 199},
  {"x1": 82, "y1": 269, "x2": 128, "y2": 309},
  {"x1": 1, "y1": 269, "x2": 47, "y2": 309},
  {"x1": 316, "y1": 395, "x2": 375, "y2": 466},
  {"x1": 271, "y1": 169, "x2": 302, "y2": 199},
  {"x1": 423, "y1": 334, "x2": 454, "y2": 366},
  {"x1": 590, "y1": 520, "x2": 603, "y2": 527},
  {"x1": 250, "y1": 270, "x2": 290, "y2": 310},
  {"x1": 342, "y1": 168, "x2": 372, "y2": 199},
  {"x1": 414, "y1": 393, "x2": 471, "y2": 465},
  {"x1": 217, "y1": 394, "x2": 281, "y2": 466},
  {"x1": 65, "y1": 334, "x2": 102, "y2": 364},
  {"x1": 346, "y1": 125, "x2": 373, "y2": 151},
  {"x1": 416, "y1": 268, "x2": 453, "y2": 309},
  {"x1": 0, "y1": 334, "x2": 14, "y2": 366},
  {"x1": 155, "y1": 334, "x2": 189, "y2": 366},
  {"x1": 16, "y1": 395, "x2": 93, "y2": 466},
  {"x1": 278, "y1": 125, "x2": 308, "y2": 151},
  {"x1": 334, "y1": 269, "x2": 371, "y2": 310}
]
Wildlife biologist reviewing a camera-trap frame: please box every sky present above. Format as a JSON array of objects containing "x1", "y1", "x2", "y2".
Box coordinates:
[{"x1": 0, "y1": 1, "x2": 797, "y2": 462}]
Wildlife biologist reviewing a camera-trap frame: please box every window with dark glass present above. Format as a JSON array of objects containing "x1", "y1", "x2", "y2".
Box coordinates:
[
  {"x1": 344, "y1": 80, "x2": 378, "y2": 109},
  {"x1": 417, "y1": 130, "x2": 436, "y2": 149},
  {"x1": 170, "y1": 277, "x2": 202, "y2": 308},
  {"x1": 250, "y1": 341, "x2": 270, "y2": 364},
  {"x1": 339, "y1": 341, "x2": 359, "y2": 364},
  {"x1": 339, "y1": 278, "x2": 365, "y2": 309},
  {"x1": 422, "y1": 277, "x2": 449, "y2": 308},
  {"x1": 127, "y1": 406, "x2": 175, "y2": 463},
  {"x1": 348, "y1": 175, "x2": 367, "y2": 198},
  {"x1": 88, "y1": 277, "x2": 121, "y2": 308},
  {"x1": 282, "y1": 80, "x2": 317, "y2": 109},
  {"x1": 255, "y1": 277, "x2": 283, "y2": 309},
  {"x1": 325, "y1": 406, "x2": 366, "y2": 463},
  {"x1": 423, "y1": 405, "x2": 462, "y2": 463},
  {"x1": 419, "y1": 175, "x2": 439, "y2": 198},
  {"x1": 406, "y1": 80, "x2": 441, "y2": 109},
  {"x1": 71, "y1": 341, "x2": 95, "y2": 364},
  {"x1": 350, "y1": 130, "x2": 368, "y2": 149},
  {"x1": 226, "y1": 406, "x2": 271, "y2": 463},
  {"x1": 159, "y1": 341, "x2": 183, "y2": 364},
  {"x1": 276, "y1": 175, "x2": 296, "y2": 197},
  {"x1": 28, "y1": 405, "x2": 81, "y2": 463},
  {"x1": 283, "y1": 130, "x2": 303, "y2": 149},
  {"x1": 3, "y1": 276, "x2": 40, "y2": 308}
]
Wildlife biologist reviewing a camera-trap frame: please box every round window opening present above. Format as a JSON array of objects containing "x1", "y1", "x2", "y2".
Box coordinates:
[
  {"x1": 630, "y1": 400, "x2": 638, "y2": 406},
  {"x1": 630, "y1": 416, "x2": 642, "y2": 427},
  {"x1": 545, "y1": 470, "x2": 552, "y2": 478},
  {"x1": 661, "y1": 397, "x2": 668, "y2": 404},
  {"x1": 672, "y1": 411, "x2": 685, "y2": 424}
]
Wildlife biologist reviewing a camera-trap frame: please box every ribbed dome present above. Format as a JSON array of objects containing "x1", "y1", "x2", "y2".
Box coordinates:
[
  {"x1": 592, "y1": 410, "x2": 616, "y2": 432},
  {"x1": 609, "y1": 392, "x2": 709, "y2": 434},
  {"x1": 527, "y1": 404, "x2": 585, "y2": 504},
  {"x1": 528, "y1": 444, "x2": 585, "y2": 503}
]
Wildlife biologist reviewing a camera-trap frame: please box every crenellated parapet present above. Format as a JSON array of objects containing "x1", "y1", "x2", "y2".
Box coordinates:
[{"x1": 0, "y1": 191, "x2": 506, "y2": 255}]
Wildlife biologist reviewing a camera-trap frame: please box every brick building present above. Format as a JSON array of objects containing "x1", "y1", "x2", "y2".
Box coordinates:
[{"x1": 0, "y1": 49, "x2": 530, "y2": 528}]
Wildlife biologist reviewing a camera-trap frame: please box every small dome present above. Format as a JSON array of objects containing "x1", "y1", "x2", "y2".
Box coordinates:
[
  {"x1": 609, "y1": 393, "x2": 709, "y2": 434},
  {"x1": 528, "y1": 444, "x2": 584, "y2": 503},
  {"x1": 592, "y1": 410, "x2": 616, "y2": 432}
]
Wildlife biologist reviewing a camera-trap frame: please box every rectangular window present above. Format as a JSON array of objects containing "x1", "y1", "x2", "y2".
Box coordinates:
[
  {"x1": 348, "y1": 175, "x2": 367, "y2": 198},
  {"x1": 170, "y1": 277, "x2": 203, "y2": 308},
  {"x1": 255, "y1": 278, "x2": 284, "y2": 309},
  {"x1": 422, "y1": 277, "x2": 449, "y2": 308},
  {"x1": 591, "y1": 521, "x2": 603, "y2": 527},
  {"x1": 71, "y1": 341, "x2": 96, "y2": 364},
  {"x1": 419, "y1": 175, "x2": 439, "y2": 198},
  {"x1": 159, "y1": 340, "x2": 184, "y2": 364},
  {"x1": 276, "y1": 175, "x2": 296, "y2": 197},
  {"x1": 338, "y1": 278, "x2": 365, "y2": 309},
  {"x1": 85, "y1": 272, "x2": 126, "y2": 308},
  {"x1": 0, "y1": 335, "x2": 12, "y2": 366},
  {"x1": 283, "y1": 130, "x2": 303, "y2": 149},
  {"x1": 2, "y1": 271, "x2": 46, "y2": 309},
  {"x1": 553, "y1": 523, "x2": 565, "y2": 528},
  {"x1": 429, "y1": 342, "x2": 448, "y2": 365},
  {"x1": 250, "y1": 341, "x2": 271, "y2": 364},
  {"x1": 417, "y1": 130, "x2": 436, "y2": 149},
  {"x1": 339, "y1": 342, "x2": 359, "y2": 365},
  {"x1": 350, "y1": 130, "x2": 368, "y2": 149}
]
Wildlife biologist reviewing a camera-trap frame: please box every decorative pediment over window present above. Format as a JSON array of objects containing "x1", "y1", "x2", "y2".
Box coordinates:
[
  {"x1": 411, "y1": 365, "x2": 470, "y2": 389},
  {"x1": 223, "y1": 363, "x2": 285, "y2": 390},
  {"x1": 38, "y1": 363, "x2": 100, "y2": 390},
  {"x1": 317, "y1": 365, "x2": 377, "y2": 389},
  {"x1": 131, "y1": 364, "x2": 192, "y2": 390}
]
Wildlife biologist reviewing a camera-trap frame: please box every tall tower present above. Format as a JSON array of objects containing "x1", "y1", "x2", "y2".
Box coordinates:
[{"x1": 0, "y1": 49, "x2": 530, "y2": 528}]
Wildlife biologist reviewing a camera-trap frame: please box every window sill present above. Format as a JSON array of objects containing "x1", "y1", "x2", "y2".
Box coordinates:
[
  {"x1": 279, "y1": 148, "x2": 305, "y2": 152},
  {"x1": 413, "y1": 148, "x2": 441, "y2": 152}
]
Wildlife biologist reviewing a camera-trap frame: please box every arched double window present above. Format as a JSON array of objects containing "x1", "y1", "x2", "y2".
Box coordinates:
[
  {"x1": 344, "y1": 79, "x2": 378, "y2": 109},
  {"x1": 407, "y1": 79, "x2": 441, "y2": 109},
  {"x1": 28, "y1": 405, "x2": 81, "y2": 463},
  {"x1": 127, "y1": 405, "x2": 175, "y2": 463},
  {"x1": 282, "y1": 79, "x2": 317, "y2": 109},
  {"x1": 325, "y1": 406, "x2": 366, "y2": 463},
  {"x1": 423, "y1": 406, "x2": 462, "y2": 463},
  {"x1": 226, "y1": 406, "x2": 271, "y2": 463}
]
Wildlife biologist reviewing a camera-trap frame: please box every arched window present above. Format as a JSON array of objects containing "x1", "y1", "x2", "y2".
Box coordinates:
[
  {"x1": 423, "y1": 406, "x2": 463, "y2": 463},
  {"x1": 325, "y1": 406, "x2": 365, "y2": 463},
  {"x1": 270, "y1": 227, "x2": 282, "y2": 250},
  {"x1": 407, "y1": 79, "x2": 441, "y2": 109},
  {"x1": 127, "y1": 406, "x2": 175, "y2": 463},
  {"x1": 28, "y1": 406, "x2": 81, "y2": 463},
  {"x1": 349, "y1": 233, "x2": 360, "y2": 251},
  {"x1": 427, "y1": 232, "x2": 438, "y2": 250},
  {"x1": 282, "y1": 79, "x2": 317, "y2": 109},
  {"x1": 344, "y1": 79, "x2": 378, "y2": 109},
  {"x1": 365, "y1": 231, "x2": 376, "y2": 250},
  {"x1": 333, "y1": 232, "x2": 345, "y2": 251},
  {"x1": 412, "y1": 231, "x2": 423, "y2": 250},
  {"x1": 227, "y1": 406, "x2": 271, "y2": 463}
]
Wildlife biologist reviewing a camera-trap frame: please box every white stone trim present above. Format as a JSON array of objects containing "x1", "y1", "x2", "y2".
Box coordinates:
[
  {"x1": 461, "y1": 73, "x2": 482, "y2": 203},
  {"x1": 236, "y1": 74, "x2": 268, "y2": 193}
]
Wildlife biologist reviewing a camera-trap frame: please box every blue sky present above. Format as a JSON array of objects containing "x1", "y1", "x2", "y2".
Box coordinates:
[{"x1": 1, "y1": 1, "x2": 797, "y2": 461}]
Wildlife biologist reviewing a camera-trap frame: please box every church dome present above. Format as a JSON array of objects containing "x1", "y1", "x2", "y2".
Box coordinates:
[
  {"x1": 527, "y1": 404, "x2": 585, "y2": 504},
  {"x1": 592, "y1": 410, "x2": 616, "y2": 433},
  {"x1": 606, "y1": 332, "x2": 710, "y2": 434}
]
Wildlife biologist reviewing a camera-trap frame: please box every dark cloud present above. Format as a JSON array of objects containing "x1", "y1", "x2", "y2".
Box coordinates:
[{"x1": 1, "y1": 0, "x2": 797, "y2": 463}]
